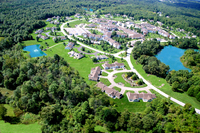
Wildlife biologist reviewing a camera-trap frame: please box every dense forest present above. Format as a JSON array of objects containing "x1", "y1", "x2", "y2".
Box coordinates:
[{"x1": 169, "y1": 38, "x2": 199, "y2": 49}]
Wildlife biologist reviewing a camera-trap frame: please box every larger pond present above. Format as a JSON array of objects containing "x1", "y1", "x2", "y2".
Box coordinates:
[
  {"x1": 155, "y1": 45, "x2": 191, "y2": 72},
  {"x1": 23, "y1": 44, "x2": 47, "y2": 57}
]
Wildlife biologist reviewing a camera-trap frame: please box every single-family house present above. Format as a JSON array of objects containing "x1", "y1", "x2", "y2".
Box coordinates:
[
  {"x1": 96, "y1": 82, "x2": 122, "y2": 99},
  {"x1": 66, "y1": 17, "x2": 73, "y2": 20},
  {"x1": 87, "y1": 24, "x2": 97, "y2": 28},
  {"x1": 35, "y1": 29, "x2": 43, "y2": 34},
  {"x1": 40, "y1": 35, "x2": 48, "y2": 40},
  {"x1": 74, "y1": 53, "x2": 84, "y2": 59},
  {"x1": 102, "y1": 62, "x2": 124, "y2": 70},
  {"x1": 46, "y1": 18, "x2": 52, "y2": 22},
  {"x1": 95, "y1": 55, "x2": 108, "y2": 60},
  {"x1": 68, "y1": 51, "x2": 84, "y2": 59},
  {"x1": 65, "y1": 42, "x2": 75, "y2": 50},
  {"x1": 126, "y1": 92, "x2": 156, "y2": 102},
  {"x1": 116, "y1": 32, "x2": 127, "y2": 38}
]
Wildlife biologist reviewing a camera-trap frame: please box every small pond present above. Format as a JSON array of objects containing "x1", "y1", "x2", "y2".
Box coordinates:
[
  {"x1": 155, "y1": 45, "x2": 191, "y2": 72},
  {"x1": 23, "y1": 44, "x2": 47, "y2": 57}
]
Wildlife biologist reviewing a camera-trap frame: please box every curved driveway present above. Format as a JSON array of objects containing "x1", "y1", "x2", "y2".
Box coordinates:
[
  {"x1": 100, "y1": 69, "x2": 152, "y2": 94},
  {"x1": 60, "y1": 20, "x2": 200, "y2": 114}
]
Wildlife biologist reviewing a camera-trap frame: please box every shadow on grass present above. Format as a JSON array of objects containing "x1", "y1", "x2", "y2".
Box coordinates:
[{"x1": 4, "y1": 116, "x2": 20, "y2": 124}]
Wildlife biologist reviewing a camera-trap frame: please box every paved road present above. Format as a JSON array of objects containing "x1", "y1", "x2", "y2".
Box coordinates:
[
  {"x1": 60, "y1": 20, "x2": 200, "y2": 114},
  {"x1": 101, "y1": 69, "x2": 152, "y2": 94}
]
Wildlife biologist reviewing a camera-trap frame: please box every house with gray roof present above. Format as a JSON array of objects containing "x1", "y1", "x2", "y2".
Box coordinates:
[
  {"x1": 126, "y1": 92, "x2": 156, "y2": 102},
  {"x1": 96, "y1": 82, "x2": 122, "y2": 99},
  {"x1": 102, "y1": 62, "x2": 124, "y2": 70},
  {"x1": 88, "y1": 66, "x2": 101, "y2": 81},
  {"x1": 65, "y1": 42, "x2": 74, "y2": 50}
]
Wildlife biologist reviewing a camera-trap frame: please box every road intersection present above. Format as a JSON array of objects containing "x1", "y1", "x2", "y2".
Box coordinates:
[{"x1": 60, "y1": 20, "x2": 200, "y2": 114}]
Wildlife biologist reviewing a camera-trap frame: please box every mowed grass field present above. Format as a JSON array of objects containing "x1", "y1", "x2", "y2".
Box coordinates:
[
  {"x1": 130, "y1": 55, "x2": 200, "y2": 109},
  {"x1": 42, "y1": 41, "x2": 131, "y2": 85},
  {"x1": 110, "y1": 91, "x2": 147, "y2": 113},
  {"x1": 64, "y1": 20, "x2": 91, "y2": 28},
  {"x1": 0, "y1": 121, "x2": 41, "y2": 133},
  {"x1": 44, "y1": 43, "x2": 103, "y2": 85},
  {"x1": 0, "y1": 104, "x2": 41, "y2": 133}
]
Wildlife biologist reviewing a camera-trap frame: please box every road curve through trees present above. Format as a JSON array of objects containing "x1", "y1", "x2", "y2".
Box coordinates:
[{"x1": 60, "y1": 21, "x2": 200, "y2": 114}]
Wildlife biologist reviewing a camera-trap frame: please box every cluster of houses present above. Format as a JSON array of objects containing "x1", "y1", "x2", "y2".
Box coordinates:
[
  {"x1": 126, "y1": 92, "x2": 156, "y2": 102},
  {"x1": 84, "y1": 18, "x2": 145, "y2": 49},
  {"x1": 96, "y1": 82, "x2": 122, "y2": 99},
  {"x1": 126, "y1": 22, "x2": 175, "y2": 39},
  {"x1": 75, "y1": 13, "x2": 82, "y2": 18},
  {"x1": 53, "y1": 36, "x2": 66, "y2": 41},
  {"x1": 102, "y1": 62, "x2": 125, "y2": 70},
  {"x1": 36, "y1": 34, "x2": 48, "y2": 40},
  {"x1": 68, "y1": 51, "x2": 83, "y2": 59},
  {"x1": 46, "y1": 27, "x2": 57, "y2": 32},
  {"x1": 46, "y1": 16, "x2": 60, "y2": 25}
]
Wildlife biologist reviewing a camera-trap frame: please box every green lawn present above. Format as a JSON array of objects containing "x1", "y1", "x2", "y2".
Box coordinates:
[
  {"x1": 146, "y1": 33, "x2": 166, "y2": 39},
  {"x1": 100, "y1": 78, "x2": 111, "y2": 86},
  {"x1": 149, "y1": 89, "x2": 181, "y2": 107},
  {"x1": 21, "y1": 32, "x2": 68, "y2": 50},
  {"x1": 0, "y1": 87, "x2": 14, "y2": 97},
  {"x1": 113, "y1": 86, "x2": 121, "y2": 92},
  {"x1": 124, "y1": 90, "x2": 135, "y2": 94},
  {"x1": 94, "y1": 126, "x2": 110, "y2": 133},
  {"x1": 134, "y1": 21, "x2": 142, "y2": 24},
  {"x1": 54, "y1": 32, "x2": 64, "y2": 36},
  {"x1": 138, "y1": 90, "x2": 147, "y2": 93},
  {"x1": 77, "y1": 35, "x2": 84, "y2": 39},
  {"x1": 88, "y1": 29, "x2": 103, "y2": 35},
  {"x1": 119, "y1": 52, "x2": 126, "y2": 57},
  {"x1": 84, "y1": 43, "x2": 122, "y2": 54},
  {"x1": 81, "y1": 47, "x2": 96, "y2": 53},
  {"x1": 0, "y1": 121, "x2": 41, "y2": 133},
  {"x1": 109, "y1": 92, "x2": 147, "y2": 113},
  {"x1": 171, "y1": 30, "x2": 186, "y2": 37},
  {"x1": 101, "y1": 72, "x2": 108, "y2": 76},
  {"x1": 94, "y1": 125, "x2": 127, "y2": 133},
  {"x1": 130, "y1": 55, "x2": 200, "y2": 109},
  {"x1": 43, "y1": 44, "x2": 107, "y2": 85},
  {"x1": 114, "y1": 73, "x2": 147, "y2": 88},
  {"x1": 106, "y1": 69, "x2": 113, "y2": 72},
  {"x1": 64, "y1": 20, "x2": 91, "y2": 28},
  {"x1": 3, "y1": 104, "x2": 15, "y2": 117}
]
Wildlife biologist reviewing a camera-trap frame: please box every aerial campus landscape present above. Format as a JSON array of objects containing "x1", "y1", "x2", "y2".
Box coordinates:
[{"x1": 0, "y1": 0, "x2": 200, "y2": 132}]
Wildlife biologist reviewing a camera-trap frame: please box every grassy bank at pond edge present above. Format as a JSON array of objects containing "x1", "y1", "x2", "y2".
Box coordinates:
[{"x1": 130, "y1": 55, "x2": 200, "y2": 109}]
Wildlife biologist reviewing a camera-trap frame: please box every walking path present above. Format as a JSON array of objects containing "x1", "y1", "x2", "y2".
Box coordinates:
[{"x1": 60, "y1": 20, "x2": 200, "y2": 114}]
